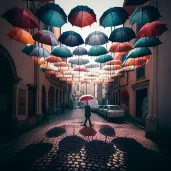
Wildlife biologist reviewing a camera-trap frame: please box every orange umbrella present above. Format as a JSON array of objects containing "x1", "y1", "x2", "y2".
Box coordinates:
[
  {"x1": 46, "y1": 56, "x2": 62, "y2": 63},
  {"x1": 81, "y1": 80, "x2": 90, "y2": 84},
  {"x1": 115, "y1": 52, "x2": 127, "y2": 61},
  {"x1": 109, "y1": 42, "x2": 132, "y2": 53},
  {"x1": 7, "y1": 27, "x2": 34, "y2": 44},
  {"x1": 54, "y1": 62, "x2": 69, "y2": 67},
  {"x1": 67, "y1": 80, "x2": 73, "y2": 84},
  {"x1": 103, "y1": 65, "x2": 122, "y2": 71},
  {"x1": 106, "y1": 60, "x2": 122, "y2": 65},
  {"x1": 124, "y1": 56, "x2": 150, "y2": 66},
  {"x1": 74, "y1": 66, "x2": 88, "y2": 72},
  {"x1": 31, "y1": 57, "x2": 46, "y2": 65}
]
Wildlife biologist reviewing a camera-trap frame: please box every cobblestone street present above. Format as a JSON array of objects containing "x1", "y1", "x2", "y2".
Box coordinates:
[{"x1": 0, "y1": 109, "x2": 169, "y2": 171}]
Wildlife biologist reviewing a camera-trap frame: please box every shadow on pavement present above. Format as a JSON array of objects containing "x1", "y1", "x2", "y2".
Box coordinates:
[
  {"x1": 8, "y1": 143, "x2": 53, "y2": 171},
  {"x1": 112, "y1": 137, "x2": 168, "y2": 171},
  {"x1": 46, "y1": 126, "x2": 66, "y2": 138}
]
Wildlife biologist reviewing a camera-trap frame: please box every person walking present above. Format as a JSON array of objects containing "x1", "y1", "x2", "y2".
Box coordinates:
[{"x1": 83, "y1": 102, "x2": 93, "y2": 126}]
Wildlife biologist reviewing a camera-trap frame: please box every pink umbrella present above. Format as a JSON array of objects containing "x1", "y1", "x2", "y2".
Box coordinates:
[{"x1": 79, "y1": 94, "x2": 94, "y2": 101}]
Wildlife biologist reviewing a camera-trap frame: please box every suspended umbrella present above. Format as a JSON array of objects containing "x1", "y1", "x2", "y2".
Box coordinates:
[
  {"x1": 121, "y1": 54, "x2": 128, "y2": 63},
  {"x1": 115, "y1": 52, "x2": 127, "y2": 60},
  {"x1": 88, "y1": 46, "x2": 108, "y2": 56},
  {"x1": 73, "y1": 47, "x2": 88, "y2": 56},
  {"x1": 134, "y1": 37, "x2": 162, "y2": 48},
  {"x1": 119, "y1": 66, "x2": 135, "y2": 73},
  {"x1": 124, "y1": 57, "x2": 149, "y2": 67},
  {"x1": 36, "y1": 3, "x2": 67, "y2": 27},
  {"x1": 7, "y1": 27, "x2": 34, "y2": 44},
  {"x1": 137, "y1": 20, "x2": 168, "y2": 38},
  {"x1": 79, "y1": 94, "x2": 94, "y2": 101},
  {"x1": 46, "y1": 70, "x2": 56, "y2": 75},
  {"x1": 45, "y1": 56, "x2": 62, "y2": 63},
  {"x1": 22, "y1": 44, "x2": 50, "y2": 57},
  {"x1": 130, "y1": 5, "x2": 161, "y2": 25},
  {"x1": 95, "y1": 55, "x2": 113, "y2": 63},
  {"x1": 85, "y1": 31, "x2": 108, "y2": 46},
  {"x1": 68, "y1": 5, "x2": 96, "y2": 28},
  {"x1": 74, "y1": 66, "x2": 88, "y2": 72},
  {"x1": 32, "y1": 30, "x2": 59, "y2": 46},
  {"x1": 59, "y1": 77, "x2": 67, "y2": 81},
  {"x1": 67, "y1": 80, "x2": 73, "y2": 84},
  {"x1": 106, "y1": 60, "x2": 122, "y2": 65},
  {"x1": 102, "y1": 65, "x2": 122, "y2": 71},
  {"x1": 51, "y1": 46, "x2": 72, "y2": 58},
  {"x1": 2, "y1": 7, "x2": 39, "y2": 29},
  {"x1": 109, "y1": 42, "x2": 132, "y2": 52},
  {"x1": 68, "y1": 57, "x2": 89, "y2": 65},
  {"x1": 109, "y1": 27, "x2": 136, "y2": 43},
  {"x1": 126, "y1": 47, "x2": 152, "y2": 59},
  {"x1": 40, "y1": 62, "x2": 51, "y2": 69},
  {"x1": 54, "y1": 62, "x2": 69, "y2": 67},
  {"x1": 58, "y1": 31, "x2": 84, "y2": 47},
  {"x1": 85, "y1": 73, "x2": 99, "y2": 77},
  {"x1": 100, "y1": 7, "x2": 128, "y2": 27},
  {"x1": 31, "y1": 57, "x2": 46, "y2": 65},
  {"x1": 80, "y1": 80, "x2": 90, "y2": 84},
  {"x1": 123, "y1": 0, "x2": 149, "y2": 6},
  {"x1": 85, "y1": 63, "x2": 100, "y2": 68}
]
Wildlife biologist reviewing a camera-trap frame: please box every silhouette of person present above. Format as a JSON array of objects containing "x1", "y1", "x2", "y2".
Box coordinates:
[{"x1": 83, "y1": 101, "x2": 93, "y2": 126}]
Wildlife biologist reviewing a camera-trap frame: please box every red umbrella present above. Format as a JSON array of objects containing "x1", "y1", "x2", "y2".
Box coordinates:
[
  {"x1": 109, "y1": 42, "x2": 133, "y2": 52},
  {"x1": 45, "y1": 56, "x2": 62, "y2": 63},
  {"x1": 2, "y1": 7, "x2": 39, "y2": 29},
  {"x1": 106, "y1": 60, "x2": 122, "y2": 65},
  {"x1": 79, "y1": 94, "x2": 94, "y2": 101},
  {"x1": 137, "y1": 21, "x2": 168, "y2": 38},
  {"x1": 74, "y1": 66, "x2": 88, "y2": 72}
]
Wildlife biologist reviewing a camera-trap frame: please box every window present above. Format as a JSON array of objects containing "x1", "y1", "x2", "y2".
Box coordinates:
[
  {"x1": 136, "y1": 65, "x2": 145, "y2": 79},
  {"x1": 109, "y1": 106, "x2": 121, "y2": 110},
  {"x1": 104, "y1": 106, "x2": 108, "y2": 110}
]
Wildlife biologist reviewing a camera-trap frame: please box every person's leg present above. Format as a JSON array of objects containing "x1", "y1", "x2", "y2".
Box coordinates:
[
  {"x1": 83, "y1": 117, "x2": 88, "y2": 126},
  {"x1": 88, "y1": 117, "x2": 93, "y2": 126}
]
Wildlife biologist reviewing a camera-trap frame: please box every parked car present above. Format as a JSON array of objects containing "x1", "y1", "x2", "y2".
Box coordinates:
[
  {"x1": 74, "y1": 106, "x2": 80, "y2": 109},
  {"x1": 100, "y1": 105, "x2": 124, "y2": 121},
  {"x1": 90, "y1": 105, "x2": 99, "y2": 112},
  {"x1": 97, "y1": 105, "x2": 104, "y2": 115}
]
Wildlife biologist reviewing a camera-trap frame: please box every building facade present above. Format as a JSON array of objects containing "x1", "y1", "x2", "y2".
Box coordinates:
[{"x1": 0, "y1": 0, "x2": 70, "y2": 143}]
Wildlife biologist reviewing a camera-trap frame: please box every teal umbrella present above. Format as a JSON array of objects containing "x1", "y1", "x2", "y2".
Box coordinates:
[
  {"x1": 134, "y1": 37, "x2": 162, "y2": 48},
  {"x1": 51, "y1": 46, "x2": 72, "y2": 58},
  {"x1": 121, "y1": 54, "x2": 127, "y2": 63},
  {"x1": 88, "y1": 46, "x2": 108, "y2": 56},
  {"x1": 109, "y1": 27, "x2": 136, "y2": 43},
  {"x1": 58, "y1": 31, "x2": 84, "y2": 47},
  {"x1": 126, "y1": 47, "x2": 152, "y2": 59},
  {"x1": 36, "y1": 3, "x2": 67, "y2": 27},
  {"x1": 130, "y1": 5, "x2": 161, "y2": 25},
  {"x1": 100, "y1": 7, "x2": 128, "y2": 27},
  {"x1": 95, "y1": 55, "x2": 113, "y2": 63},
  {"x1": 22, "y1": 45, "x2": 49, "y2": 57}
]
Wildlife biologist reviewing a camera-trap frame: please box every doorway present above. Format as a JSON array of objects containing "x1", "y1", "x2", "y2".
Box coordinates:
[{"x1": 136, "y1": 88, "x2": 148, "y2": 118}]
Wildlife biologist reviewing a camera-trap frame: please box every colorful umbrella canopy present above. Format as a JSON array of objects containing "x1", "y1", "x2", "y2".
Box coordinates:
[
  {"x1": 68, "y1": 57, "x2": 89, "y2": 65},
  {"x1": 109, "y1": 42, "x2": 132, "y2": 52},
  {"x1": 106, "y1": 60, "x2": 122, "y2": 65},
  {"x1": 73, "y1": 47, "x2": 88, "y2": 56},
  {"x1": 109, "y1": 27, "x2": 136, "y2": 43},
  {"x1": 74, "y1": 66, "x2": 88, "y2": 72},
  {"x1": 95, "y1": 55, "x2": 113, "y2": 63},
  {"x1": 7, "y1": 27, "x2": 34, "y2": 44},
  {"x1": 2, "y1": 7, "x2": 39, "y2": 29},
  {"x1": 85, "y1": 31, "x2": 108, "y2": 46},
  {"x1": 51, "y1": 46, "x2": 72, "y2": 58},
  {"x1": 130, "y1": 5, "x2": 161, "y2": 25},
  {"x1": 58, "y1": 31, "x2": 84, "y2": 47},
  {"x1": 100, "y1": 7, "x2": 128, "y2": 27},
  {"x1": 85, "y1": 63, "x2": 100, "y2": 68},
  {"x1": 36, "y1": 3, "x2": 67, "y2": 27},
  {"x1": 32, "y1": 30, "x2": 59, "y2": 46},
  {"x1": 68, "y1": 5, "x2": 96, "y2": 28},
  {"x1": 126, "y1": 47, "x2": 152, "y2": 59},
  {"x1": 137, "y1": 20, "x2": 168, "y2": 38},
  {"x1": 134, "y1": 37, "x2": 162, "y2": 48},
  {"x1": 45, "y1": 56, "x2": 62, "y2": 63},
  {"x1": 88, "y1": 46, "x2": 108, "y2": 56},
  {"x1": 102, "y1": 65, "x2": 122, "y2": 71},
  {"x1": 79, "y1": 94, "x2": 94, "y2": 101},
  {"x1": 22, "y1": 45, "x2": 50, "y2": 57},
  {"x1": 123, "y1": 0, "x2": 149, "y2": 6}
]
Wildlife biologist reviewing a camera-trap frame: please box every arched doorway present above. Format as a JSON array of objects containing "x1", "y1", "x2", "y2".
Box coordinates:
[
  {"x1": 48, "y1": 86, "x2": 55, "y2": 112},
  {"x1": 0, "y1": 44, "x2": 19, "y2": 142}
]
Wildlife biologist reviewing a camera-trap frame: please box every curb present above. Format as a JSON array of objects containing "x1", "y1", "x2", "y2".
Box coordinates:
[{"x1": 124, "y1": 120, "x2": 145, "y2": 130}]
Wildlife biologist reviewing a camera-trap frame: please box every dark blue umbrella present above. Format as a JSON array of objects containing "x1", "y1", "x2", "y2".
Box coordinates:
[
  {"x1": 100, "y1": 7, "x2": 128, "y2": 27},
  {"x1": 58, "y1": 31, "x2": 84, "y2": 47},
  {"x1": 123, "y1": 0, "x2": 149, "y2": 6},
  {"x1": 22, "y1": 44, "x2": 50, "y2": 57},
  {"x1": 109, "y1": 27, "x2": 136, "y2": 43},
  {"x1": 88, "y1": 46, "x2": 108, "y2": 56},
  {"x1": 130, "y1": 5, "x2": 161, "y2": 25},
  {"x1": 36, "y1": 3, "x2": 67, "y2": 27},
  {"x1": 85, "y1": 31, "x2": 108, "y2": 46},
  {"x1": 51, "y1": 46, "x2": 73, "y2": 58},
  {"x1": 73, "y1": 47, "x2": 88, "y2": 56}
]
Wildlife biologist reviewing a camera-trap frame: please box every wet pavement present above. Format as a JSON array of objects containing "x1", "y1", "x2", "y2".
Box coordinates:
[{"x1": 0, "y1": 109, "x2": 169, "y2": 171}]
